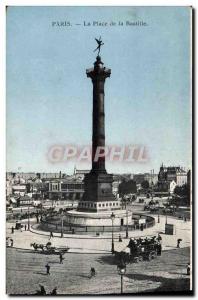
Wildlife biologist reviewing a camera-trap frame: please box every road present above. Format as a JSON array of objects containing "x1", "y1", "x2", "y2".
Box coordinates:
[
  {"x1": 6, "y1": 214, "x2": 192, "y2": 253},
  {"x1": 6, "y1": 247, "x2": 190, "y2": 295}
]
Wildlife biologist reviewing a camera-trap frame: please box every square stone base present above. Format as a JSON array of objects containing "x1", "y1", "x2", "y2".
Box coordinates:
[
  {"x1": 77, "y1": 200, "x2": 121, "y2": 212},
  {"x1": 83, "y1": 172, "x2": 115, "y2": 204}
]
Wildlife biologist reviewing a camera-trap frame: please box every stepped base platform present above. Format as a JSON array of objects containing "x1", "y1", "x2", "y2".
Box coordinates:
[{"x1": 64, "y1": 209, "x2": 133, "y2": 227}]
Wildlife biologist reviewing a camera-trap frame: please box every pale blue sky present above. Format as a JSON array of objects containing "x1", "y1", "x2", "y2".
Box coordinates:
[{"x1": 6, "y1": 6, "x2": 191, "y2": 174}]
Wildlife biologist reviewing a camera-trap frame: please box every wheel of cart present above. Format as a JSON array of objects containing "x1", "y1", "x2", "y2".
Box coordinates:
[
  {"x1": 138, "y1": 255, "x2": 143, "y2": 262},
  {"x1": 147, "y1": 252, "x2": 152, "y2": 261},
  {"x1": 152, "y1": 250, "x2": 157, "y2": 258},
  {"x1": 133, "y1": 256, "x2": 139, "y2": 263},
  {"x1": 147, "y1": 250, "x2": 156, "y2": 261}
]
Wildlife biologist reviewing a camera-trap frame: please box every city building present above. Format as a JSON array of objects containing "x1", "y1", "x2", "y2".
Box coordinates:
[
  {"x1": 133, "y1": 172, "x2": 158, "y2": 186},
  {"x1": 48, "y1": 178, "x2": 84, "y2": 200},
  {"x1": 158, "y1": 164, "x2": 188, "y2": 192}
]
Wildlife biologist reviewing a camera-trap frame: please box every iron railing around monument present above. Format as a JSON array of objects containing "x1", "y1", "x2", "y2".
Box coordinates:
[{"x1": 37, "y1": 214, "x2": 155, "y2": 234}]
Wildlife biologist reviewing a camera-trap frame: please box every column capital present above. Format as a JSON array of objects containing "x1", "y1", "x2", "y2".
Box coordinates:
[{"x1": 86, "y1": 56, "x2": 111, "y2": 81}]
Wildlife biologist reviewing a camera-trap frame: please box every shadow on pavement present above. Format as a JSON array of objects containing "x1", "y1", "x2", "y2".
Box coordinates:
[
  {"x1": 34, "y1": 271, "x2": 48, "y2": 276},
  {"x1": 75, "y1": 274, "x2": 91, "y2": 279},
  {"x1": 96, "y1": 255, "x2": 116, "y2": 266},
  {"x1": 126, "y1": 272, "x2": 190, "y2": 292}
]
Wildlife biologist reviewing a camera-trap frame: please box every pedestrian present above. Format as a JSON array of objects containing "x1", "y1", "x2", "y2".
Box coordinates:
[
  {"x1": 59, "y1": 252, "x2": 63, "y2": 264},
  {"x1": 157, "y1": 242, "x2": 162, "y2": 255},
  {"x1": 187, "y1": 263, "x2": 190, "y2": 275},
  {"x1": 39, "y1": 285, "x2": 46, "y2": 295},
  {"x1": 10, "y1": 239, "x2": 14, "y2": 247},
  {"x1": 177, "y1": 238, "x2": 182, "y2": 248},
  {"x1": 157, "y1": 234, "x2": 162, "y2": 242},
  {"x1": 49, "y1": 231, "x2": 53, "y2": 239},
  {"x1": 51, "y1": 287, "x2": 57, "y2": 295},
  {"x1": 25, "y1": 224, "x2": 27, "y2": 231},
  {"x1": 45, "y1": 263, "x2": 50, "y2": 275},
  {"x1": 119, "y1": 234, "x2": 122, "y2": 242},
  {"x1": 11, "y1": 226, "x2": 14, "y2": 234},
  {"x1": 90, "y1": 267, "x2": 96, "y2": 278}
]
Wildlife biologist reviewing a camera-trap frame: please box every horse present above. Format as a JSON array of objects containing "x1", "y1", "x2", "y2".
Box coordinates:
[{"x1": 30, "y1": 243, "x2": 44, "y2": 251}]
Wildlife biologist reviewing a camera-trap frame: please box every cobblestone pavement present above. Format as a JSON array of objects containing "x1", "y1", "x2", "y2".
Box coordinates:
[{"x1": 6, "y1": 247, "x2": 190, "y2": 295}]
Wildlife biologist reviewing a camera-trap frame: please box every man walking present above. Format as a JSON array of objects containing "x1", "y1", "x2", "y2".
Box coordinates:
[
  {"x1": 10, "y1": 239, "x2": 14, "y2": 247},
  {"x1": 45, "y1": 263, "x2": 50, "y2": 275},
  {"x1": 59, "y1": 253, "x2": 63, "y2": 264},
  {"x1": 39, "y1": 285, "x2": 46, "y2": 295},
  {"x1": 187, "y1": 263, "x2": 190, "y2": 275},
  {"x1": 177, "y1": 238, "x2": 182, "y2": 248}
]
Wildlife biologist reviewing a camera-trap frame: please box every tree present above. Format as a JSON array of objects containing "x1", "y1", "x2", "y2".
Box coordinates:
[
  {"x1": 173, "y1": 183, "x2": 190, "y2": 206},
  {"x1": 118, "y1": 179, "x2": 137, "y2": 196},
  {"x1": 141, "y1": 180, "x2": 149, "y2": 190}
]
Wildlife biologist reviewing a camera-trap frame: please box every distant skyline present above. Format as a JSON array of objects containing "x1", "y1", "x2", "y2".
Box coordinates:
[{"x1": 7, "y1": 6, "x2": 192, "y2": 174}]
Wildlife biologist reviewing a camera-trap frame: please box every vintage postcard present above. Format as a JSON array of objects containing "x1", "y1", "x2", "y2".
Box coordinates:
[{"x1": 6, "y1": 6, "x2": 193, "y2": 295}]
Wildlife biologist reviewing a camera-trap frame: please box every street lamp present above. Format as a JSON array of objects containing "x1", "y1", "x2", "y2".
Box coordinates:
[
  {"x1": 111, "y1": 212, "x2": 115, "y2": 253},
  {"x1": 61, "y1": 212, "x2": 64, "y2": 238},
  {"x1": 27, "y1": 200, "x2": 30, "y2": 230},
  {"x1": 117, "y1": 260, "x2": 126, "y2": 294},
  {"x1": 126, "y1": 209, "x2": 128, "y2": 238},
  {"x1": 40, "y1": 204, "x2": 43, "y2": 222},
  {"x1": 165, "y1": 213, "x2": 168, "y2": 224}
]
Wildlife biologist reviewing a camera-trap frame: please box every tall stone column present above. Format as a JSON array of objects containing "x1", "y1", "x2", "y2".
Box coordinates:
[
  {"x1": 78, "y1": 55, "x2": 115, "y2": 211},
  {"x1": 86, "y1": 56, "x2": 111, "y2": 173}
]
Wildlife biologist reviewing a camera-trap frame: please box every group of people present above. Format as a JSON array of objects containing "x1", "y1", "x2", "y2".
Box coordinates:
[
  {"x1": 6, "y1": 237, "x2": 14, "y2": 247},
  {"x1": 37, "y1": 266, "x2": 96, "y2": 294},
  {"x1": 45, "y1": 253, "x2": 64, "y2": 276},
  {"x1": 36, "y1": 285, "x2": 57, "y2": 295},
  {"x1": 127, "y1": 235, "x2": 162, "y2": 255},
  {"x1": 11, "y1": 224, "x2": 27, "y2": 234}
]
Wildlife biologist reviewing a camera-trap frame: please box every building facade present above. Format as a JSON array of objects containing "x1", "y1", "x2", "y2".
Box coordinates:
[
  {"x1": 133, "y1": 172, "x2": 158, "y2": 186},
  {"x1": 158, "y1": 164, "x2": 188, "y2": 192},
  {"x1": 48, "y1": 179, "x2": 84, "y2": 200}
]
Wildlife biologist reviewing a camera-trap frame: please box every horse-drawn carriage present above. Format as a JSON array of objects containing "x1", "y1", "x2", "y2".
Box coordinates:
[
  {"x1": 114, "y1": 235, "x2": 162, "y2": 264},
  {"x1": 30, "y1": 242, "x2": 69, "y2": 254}
]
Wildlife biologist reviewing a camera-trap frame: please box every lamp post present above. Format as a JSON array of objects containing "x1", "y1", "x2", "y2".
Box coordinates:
[
  {"x1": 61, "y1": 212, "x2": 64, "y2": 238},
  {"x1": 117, "y1": 260, "x2": 126, "y2": 294},
  {"x1": 126, "y1": 209, "x2": 128, "y2": 238},
  {"x1": 27, "y1": 201, "x2": 30, "y2": 230},
  {"x1": 111, "y1": 212, "x2": 115, "y2": 253},
  {"x1": 40, "y1": 204, "x2": 43, "y2": 222}
]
